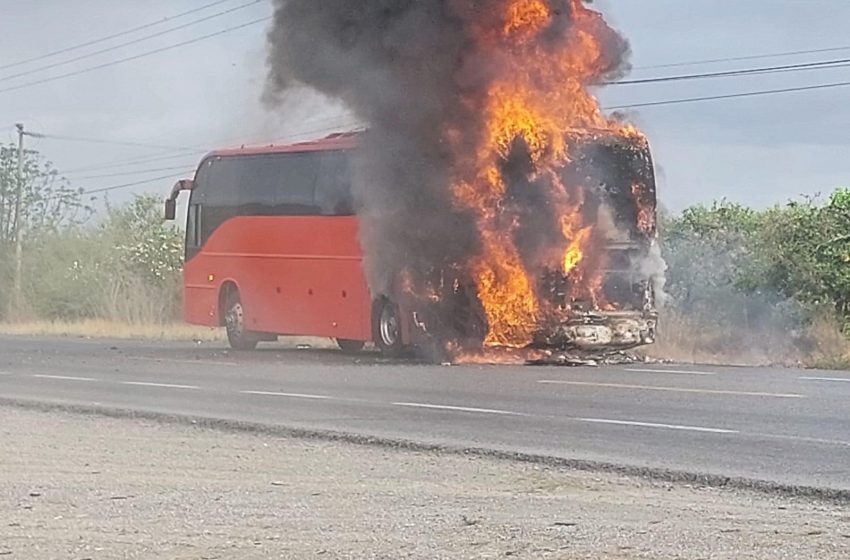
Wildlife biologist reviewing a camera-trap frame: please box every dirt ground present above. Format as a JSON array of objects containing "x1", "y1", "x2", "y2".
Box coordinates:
[{"x1": 0, "y1": 406, "x2": 848, "y2": 559}]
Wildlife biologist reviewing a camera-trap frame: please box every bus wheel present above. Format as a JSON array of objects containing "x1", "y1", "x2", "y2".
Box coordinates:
[
  {"x1": 372, "y1": 298, "x2": 405, "y2": 358},
  {"x1": 224, "y1": 290, "x2": 260, "y2": 351},
  {"x1": 336, "y1": 339, "x2": 365, "y2": 353}
]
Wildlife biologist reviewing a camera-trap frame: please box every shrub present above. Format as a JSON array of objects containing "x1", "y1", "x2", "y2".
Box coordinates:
[
  {"x1": 20, "y1": 195, "x2": 184, "y2": 324},
  {"x1": 658, "y1": 188, "x2": 850, "y2": 365}
]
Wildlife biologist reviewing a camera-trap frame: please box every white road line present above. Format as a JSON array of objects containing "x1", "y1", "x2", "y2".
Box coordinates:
[
  {"x1": 128, "y1": 356, "x2": 238, "y2": 367},
  {"x1": 393, "y1": 402, "x2": 528, "y2": 416},
  {"x1": 0, "y1": 371, "x2": 10, "y2": 376},
  {"x1": 537, "y1": 380, "x2": 804, "y2": 399},
  {"x1": 32, "y1": 374, "x2": 97, "y2": 382},
  {"x1": 576, "y1": 417, "x2": 738, "y2": 434},
  {"x1": 747, "y1": 431, "x2": 850, "y2": 448},
  {"x1": 624, "y1": 368, "x2": 717, "y2": 376},
  {"x1": 799, "y1": 376, "x2": 850, "y2": 383},
  {"x1": 240, "y1": 390, "x2": 333, "y2": 400},
  {"x1": 121, "y1": 381, "x2": 200, "y2": 390}
]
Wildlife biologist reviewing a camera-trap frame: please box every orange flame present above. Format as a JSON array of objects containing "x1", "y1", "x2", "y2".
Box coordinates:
[
  {"x1": 632, "y1": 183, "x2": 657, "y2": 236},
  {"x1": 448, "y1": 0, "x2": 638, "y2": 348},
  {"x1": 473, "y1": 236, "x2": 538, "y2": 347},
  {"x1": 560, "y1": 216, "x2": 592, "y2": 275},
  {"x1": 504, "y1": 0, "x2": 551, "y2": 39}
]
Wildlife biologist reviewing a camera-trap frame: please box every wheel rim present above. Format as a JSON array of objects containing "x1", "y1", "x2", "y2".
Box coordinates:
[
  {"x1": 379, "y1": 305, "x2": 399, "y2": 347},
  {"x1": 225, "y1": 301, "x2": 245, "y2": 339}
]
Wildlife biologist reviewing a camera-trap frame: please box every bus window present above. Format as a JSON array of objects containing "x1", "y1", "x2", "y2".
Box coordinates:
[
  {"x1": 186, "y1": 204, "x2": 201, "y2": 248},
  {"x1": 315, "y1": 151, "x2": 354, "y2": 216},
  {"x1": 198, "y1": 153, "x2": 321, "y2": 216},
  {"x1": 269, "y1": 153, "x2": 319, "y2": 214}
]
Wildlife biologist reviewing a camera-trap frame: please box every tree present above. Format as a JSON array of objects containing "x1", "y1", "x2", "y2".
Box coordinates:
[
  {"x1": 754, "y1": 188, "x2": 850, "y2": 330},
  {"x1": 661, "y1": 200, "x2": 764, "y2": 316},
  {"x1": 0, "y1": 144, "x2": 91, "y2": 318},
  {"x1": 42, "y1": 195, "x2": 185, "y2": 323},
  {"x1": 102, "y1": 194, "x2": 184, "y2": 284},
  {"x1": 22, "y1": 195, "x2": 184, "y2": 323},
  {"x1": 660, "y1": 189, "x2": 850, "y2": 347},
  {"x1": 0, "y1": 144, "x2": 90, "y2": 245}
]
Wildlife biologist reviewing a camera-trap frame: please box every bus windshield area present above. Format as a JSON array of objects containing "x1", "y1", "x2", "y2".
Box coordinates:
[{"x1": 399, "y1": 132, "x2": 660, "y2": 356}]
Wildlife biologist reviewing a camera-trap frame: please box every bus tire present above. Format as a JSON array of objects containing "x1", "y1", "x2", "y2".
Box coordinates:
[
  {"x1": 372, "y1": 297, "x2": 405, "y2": 358},
  {"x1": 223, "y1": 289, "x2": 260, "y2": 351},
  {"x1": 336, "y1": 339, "x2": 365, "y2": 353}
]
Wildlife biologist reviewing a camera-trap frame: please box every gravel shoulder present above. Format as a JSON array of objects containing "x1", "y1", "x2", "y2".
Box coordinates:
[{"x1": 0, "y1": 406, "x2": 848, "y2": 559}]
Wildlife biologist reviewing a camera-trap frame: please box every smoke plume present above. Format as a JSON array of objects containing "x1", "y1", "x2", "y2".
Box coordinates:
[{"x1": 265, "y1": 0, "x2": 643, "y2": 356}]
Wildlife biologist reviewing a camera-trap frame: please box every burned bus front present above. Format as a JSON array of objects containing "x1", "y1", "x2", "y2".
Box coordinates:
[{"x1": 532, "y1": 132, "x2": 659, "y2": 351}]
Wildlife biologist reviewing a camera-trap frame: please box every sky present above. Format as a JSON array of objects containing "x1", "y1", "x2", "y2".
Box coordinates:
[{"x1": 0, "y1": 0, "x2": 848, "y2": 213}]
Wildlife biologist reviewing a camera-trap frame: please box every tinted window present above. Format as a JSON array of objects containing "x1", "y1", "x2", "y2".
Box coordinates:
[
  {"x1": 315, "y1": 151, "x2": 354, "y2": 216},
  {"x1": 187, "y1": 150, "x2": 355, "y2": 256},
  {"x1": 186, "y1": 204, "x2": 201, "y2": 248},
  {"x1": 197, "y1": 153, "x2": 319, "y2": 213}
]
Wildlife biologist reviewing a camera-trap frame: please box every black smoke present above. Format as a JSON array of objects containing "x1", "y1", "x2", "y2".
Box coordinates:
[
  {"x1": 265, "y1": 1, "x2": 474, "y2": 297},
  {"x1": 264, "y1": 0, "x2": 631, "y2": 349}
]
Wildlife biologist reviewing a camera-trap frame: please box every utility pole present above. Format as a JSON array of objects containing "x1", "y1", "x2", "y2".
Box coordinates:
[{"x1": 9, "y1": 123, "x2": 24, "y2": 319}]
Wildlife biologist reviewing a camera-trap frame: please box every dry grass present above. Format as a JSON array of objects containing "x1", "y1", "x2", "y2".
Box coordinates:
[
  {"x1": 4, "y1": 314, "x2": 848, "y2": 369},
  {"x1": 642, "y1": 308, "x2": 850, "y2": 369},
  {"x1": 0, "y1": 319, "x2": 341, "y2": 349},
  {"x1": 0, "y1": 320, "x2": 225, "y2": 342},
  {"x1": 641, "y1": 310, "x2": 796, "y2": 367},
  {"x1": 800, "y1": 314, "x2": 850, "y2": 369}
]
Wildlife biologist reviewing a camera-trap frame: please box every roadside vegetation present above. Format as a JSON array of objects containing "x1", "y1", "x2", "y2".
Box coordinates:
[
  {"x1": 652, "y1": 188, "x2": 850, "y2": 367},
  {"x1": 0, "y1": 144, "x2": 848, "y2": 366},
  {"x1": 0, "y1": 144, "x2": 187, "y2": 332},
  {"x1": 0, "y1": 319, "x2": 222, "y2": 342}
]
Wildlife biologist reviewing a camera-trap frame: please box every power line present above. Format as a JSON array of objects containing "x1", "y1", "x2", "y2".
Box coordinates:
[
  {"x1": 74, "y1": 122, "x2": 366, "y2": 196},
  {"x1": 609, "y1": 57, "x2": 850, "y2": 87},
  {"x1": 36, "y1": 132, "x2": 197, "y2": 152},
  {"x1": 80, "y1": 171, "x2": 194, "y2": 196},
  {"x1": 0, "y1": 0, "x2": 262, "y2": 84},
  {"x1": 0, "y1": 0, "x2": 237, "y2": 72},
  {"x1": 38, "y1": 77, "x2": 850, "y2": 195},
  {"x1": 62, "y1": 151, "x2": 207, "y2": 174},
  {"x1": 59, "y1": 116, "x2": 362, "y2": 174},
  {"x1": 604, "y1": 79, "x2": 850, "y2": 110},
  {"x1": 0, "y1": 17, "x2": 271, "y2": 96},
  {"x1": 67, "y1": 164, "x2": 194, "y2": 181},
  {"x1": 635, "y1": 44, "x2": 850, "y2": 71}
]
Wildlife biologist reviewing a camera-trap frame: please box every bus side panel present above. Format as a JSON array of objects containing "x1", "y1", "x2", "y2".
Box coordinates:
[
  {"x1": 183, "y1": 283, "x2": 219, "y2": 327},
  {"x1": 184, "y1": 215, "x2": 371, "y2": 341}
]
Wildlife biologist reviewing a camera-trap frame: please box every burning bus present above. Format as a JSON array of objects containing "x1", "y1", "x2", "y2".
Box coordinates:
[
  {"x1": 165, "y1": 128, "x2": 659, "y2": 362},
  {"x1": 372, "y1": 126, "x2": 660, "y2": 360},
  {"x1": 166, "y1": 0, "x2": 661, "y2": 362}
]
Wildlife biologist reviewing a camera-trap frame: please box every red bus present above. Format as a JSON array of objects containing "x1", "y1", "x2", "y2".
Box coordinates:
[
  {"x1": 164, "y1": 133, "x2": 390, "y2": 353},
  {"x1": 165, "y1": 131, "x2": 659, "y2": 357}
]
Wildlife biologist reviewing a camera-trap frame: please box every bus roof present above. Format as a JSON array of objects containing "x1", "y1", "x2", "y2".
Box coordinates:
[
  {"x1": 207, "y1": 131, "x2": 360, "y2": 158},
  {"x1": 205, "y1": 127, "x2": 648, "y2": 159}
]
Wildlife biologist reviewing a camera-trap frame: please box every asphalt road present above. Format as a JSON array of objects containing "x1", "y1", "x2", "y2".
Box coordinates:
[{"x1": 1, "y1": 335, "x2": 848, "y2": 491}]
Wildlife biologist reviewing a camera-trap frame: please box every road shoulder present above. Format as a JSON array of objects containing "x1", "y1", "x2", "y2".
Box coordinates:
[{"x1": 1, "y1": 405, "x2": 848, "y2": 559}]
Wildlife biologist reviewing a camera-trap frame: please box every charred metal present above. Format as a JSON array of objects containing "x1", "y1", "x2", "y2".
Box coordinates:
[{"x1": 402, "y1": 131, "x2": 660, "y2": 361}]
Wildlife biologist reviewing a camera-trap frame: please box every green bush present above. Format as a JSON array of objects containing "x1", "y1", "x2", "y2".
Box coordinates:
[
  {"x1": 0, "y1": 143, "x2": 91, "y2": 319},
  {"x1": 659, "y1": 187, "x2": 850, "y2": 359},
  {"x1": 20, "y1": 195, "x2": 184, "y2": 324},
  {"x1": 754, "y1": 189, "x2": 850, "y2": 329}
]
